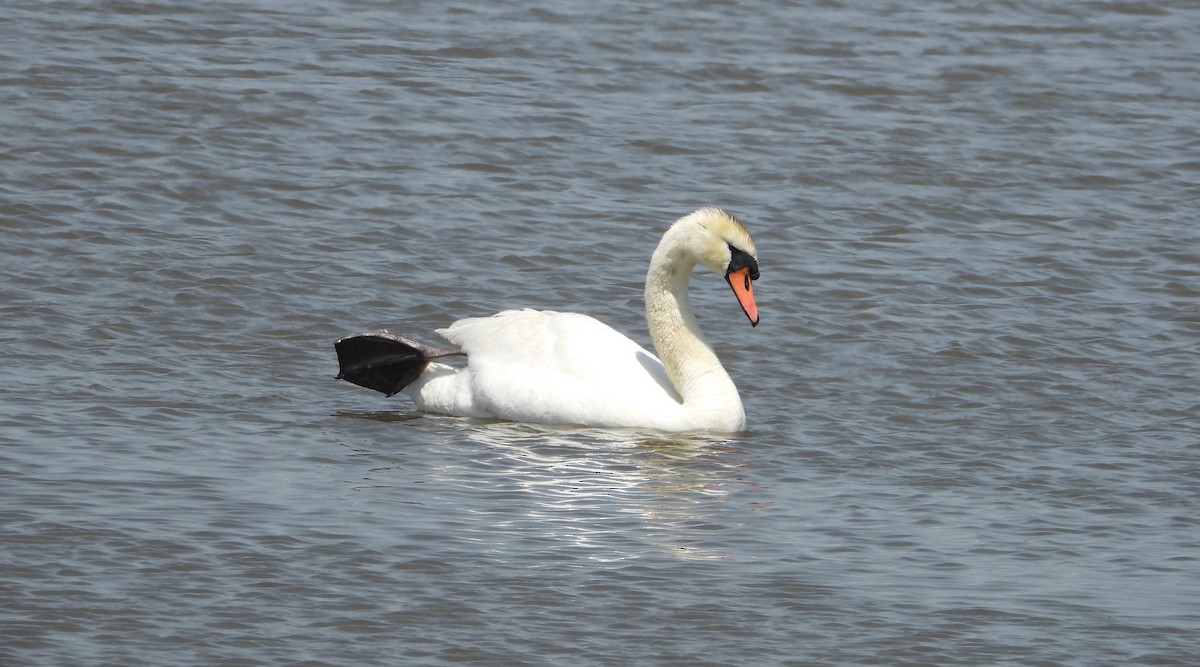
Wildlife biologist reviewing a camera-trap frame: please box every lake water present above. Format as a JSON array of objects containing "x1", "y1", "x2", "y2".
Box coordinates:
[{"x1": 2, "y1": 1, "x2": 1198, "y2": 665}]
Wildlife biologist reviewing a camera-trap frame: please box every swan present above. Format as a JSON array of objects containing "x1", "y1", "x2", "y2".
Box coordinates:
[{"x1": 334, "y1": 207, "x2": 761, "y2": 432}]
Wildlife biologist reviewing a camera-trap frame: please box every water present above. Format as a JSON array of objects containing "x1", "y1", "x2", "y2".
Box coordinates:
[{"x1": 2, "y1": 0, "x2": 1198, "y2": 664}]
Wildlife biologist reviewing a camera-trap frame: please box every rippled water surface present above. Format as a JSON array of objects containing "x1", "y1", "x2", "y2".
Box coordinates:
[{"x1": 3, "y1": 1, "x2": 1199, "y2": 665}]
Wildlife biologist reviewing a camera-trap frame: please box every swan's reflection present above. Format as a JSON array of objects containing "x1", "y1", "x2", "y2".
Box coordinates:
[{"x1": 449, "y1": 420, "x2": 760, "y2": 561}]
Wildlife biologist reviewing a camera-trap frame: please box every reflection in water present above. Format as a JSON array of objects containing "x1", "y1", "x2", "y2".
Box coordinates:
[
  {"x1": 450, "y1": 421, "x2": 759, "y2": 562},
  {"x1": 333, "y1": 410, "x2": 426, "y2": 424}
]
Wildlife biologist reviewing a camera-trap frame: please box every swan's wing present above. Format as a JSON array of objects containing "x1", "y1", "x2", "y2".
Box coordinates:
[{"x1": 435, "y1": 309, "x2": 685, "y2": 428}]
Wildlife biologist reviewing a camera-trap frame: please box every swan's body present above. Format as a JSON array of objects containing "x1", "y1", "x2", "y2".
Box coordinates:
[
  {"x1": 409, "y1": 308, "x2": 735, "y2": 431},
  {"x1": 335, "y1": 207, "x2": 761, "y2": 433}
]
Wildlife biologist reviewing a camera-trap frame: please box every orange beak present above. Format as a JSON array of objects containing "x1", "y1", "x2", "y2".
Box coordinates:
[{"x1": 725, "y1": 266, "x2": 759, "y2": 327}]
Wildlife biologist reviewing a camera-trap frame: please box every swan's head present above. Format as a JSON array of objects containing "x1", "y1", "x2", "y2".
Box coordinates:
[{"x1": 673, "y1": 207, "x2": 761, "y2": 327}]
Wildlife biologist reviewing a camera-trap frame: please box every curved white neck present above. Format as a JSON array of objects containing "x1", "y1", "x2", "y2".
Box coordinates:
[{"x1": 644, "y1": 229, "x2": 745, "y2": 429}]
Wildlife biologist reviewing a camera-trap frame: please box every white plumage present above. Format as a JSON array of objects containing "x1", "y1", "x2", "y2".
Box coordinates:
[
  {"x1": 410, "y1": 309, "x2": 686, "y2": 429},
  {"x1": 337, "y1": 207, "x2": 761, "y2": 432}
]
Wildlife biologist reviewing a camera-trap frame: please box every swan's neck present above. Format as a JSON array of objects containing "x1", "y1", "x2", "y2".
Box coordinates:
[{"x1": 644, "y1": 233, "x2": 745, "y2": 429}]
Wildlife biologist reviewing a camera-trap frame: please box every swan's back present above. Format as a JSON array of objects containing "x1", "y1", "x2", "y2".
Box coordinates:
[{"x1": 418, "y1": 309, "x2": 688, "y2": 429}]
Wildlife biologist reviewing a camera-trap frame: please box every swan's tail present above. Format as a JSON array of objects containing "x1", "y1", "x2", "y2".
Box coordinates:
[{"x1": 334, "y1": 332, "x2": 464, "y2": 397}]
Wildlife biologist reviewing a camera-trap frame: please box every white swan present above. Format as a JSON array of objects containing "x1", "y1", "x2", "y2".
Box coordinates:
[{"x1": 334, "y1": 207, "x2": 761, "y2": 432}]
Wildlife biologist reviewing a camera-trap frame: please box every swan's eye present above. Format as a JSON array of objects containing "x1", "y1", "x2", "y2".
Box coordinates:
[{"x1": 726, "y1": 244, "x2": 760, "y2": 280}]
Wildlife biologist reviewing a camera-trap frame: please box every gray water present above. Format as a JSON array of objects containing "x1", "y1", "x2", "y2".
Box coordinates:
[{"x1": 3, "y1": 1, "x2": 1199, "y2": 665}]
